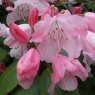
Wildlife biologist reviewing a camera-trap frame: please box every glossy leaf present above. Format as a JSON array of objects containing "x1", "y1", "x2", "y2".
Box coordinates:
[
  {"x1": 12, "y1": 79, "x2": 39, "y2": 95},
  {"x1": 0, "y1": 61, "x2": 18, "y2": 95},
  {"x1": 0, "y1": 48, "x2": 8, "y2": 62}
]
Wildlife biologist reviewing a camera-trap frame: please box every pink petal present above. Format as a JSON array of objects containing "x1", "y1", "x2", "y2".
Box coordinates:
[
  {"x1": 37, "y1": 36, "x2": 59, "y2": 63},
  {"x1": 61, "y1": 35, "x2": 82, "y2": 58},
  {"x1": 4, "y1": 36, "x2": 19, "y2": 48},
  {"x1": 58, "y1": 72, "x2": 78, "y2": 91},
  {"x1": 59, "y1": 15, "x2": 88, "y2": 37},
  {"x1": 84, "y1": 12, "x2": 95, "y2": 32},
  {"x1": 32, "y1": 20, "x2": 50, "y2": 42},
  {"x1": 7, "y1": 12, "x2": 22, "y2": 25},
  {"x1": 81, "y1": 37, "x2": 95, "y2": 61},
  {"x1": 71, "y1": 59, "x2": 88, "y2": 81},
  {"x1": 51, "y1": 54, "x2": 75, "y2": 84}
]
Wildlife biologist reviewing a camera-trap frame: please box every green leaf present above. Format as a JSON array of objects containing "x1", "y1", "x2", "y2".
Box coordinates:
[
  {"x1": 54, "y1": 86, "x2": 79, "y2": 95},
  {"x1": 64, "y1": 89, "x2": 79, "y2": 95},
  {"x1": 78, "y1": 78, "x2": 92, "y2": 95},
  {"x1": 59, "y1": 49, "x2": 68, "y2": 57},
  {"x1": 0, "y1": 61, "x2": 18, "y2": 95},
  {"x1": 0, "y1": 48, "x2": 8, "y2": 62},
  {"x1": 38, "y1": 68, "x2": 51, "y2": 95},
  {"x1": 86, "y1": 0, "x2": 95, "y2": 10}
]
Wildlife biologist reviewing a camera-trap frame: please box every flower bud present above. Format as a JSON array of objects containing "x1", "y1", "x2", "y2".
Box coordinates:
[
  {"x1": 17, "y1": 48, "x2": 40, "y2": 89},
  {"x1": 9, "y1": 22, "x2": 29, "y2": 43},
  {"x1": 28, "y1": 8, "x2": 39, "y2": 27}
]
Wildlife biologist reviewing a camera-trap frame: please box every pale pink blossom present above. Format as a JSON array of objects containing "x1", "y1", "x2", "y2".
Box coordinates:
[
  {"x1": 32, "y1": 11, "x2": 88, "y2": 62},
  {"x1": 48, "y1": 54, "x2": 88, "y2": 95},
  {"x1": 17, "y1": 48, "x2": 40, "y2": 89},
  {"x1": 7, "y1": 0, "x2": 50, "y2": 24}
]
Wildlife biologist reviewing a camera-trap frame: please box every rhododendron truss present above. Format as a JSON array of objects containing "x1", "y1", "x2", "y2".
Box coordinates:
[
  {"x1": 1, "y1": 0, "x2": 95, "y2": 95},
  {"x1": 32, "y1": 10, "x2": 88, "y2": 62}
]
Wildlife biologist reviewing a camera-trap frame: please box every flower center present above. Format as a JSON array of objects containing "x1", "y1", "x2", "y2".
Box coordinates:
[{"x1": 48, "y1": 20, "x2": 68, "y2": 50}]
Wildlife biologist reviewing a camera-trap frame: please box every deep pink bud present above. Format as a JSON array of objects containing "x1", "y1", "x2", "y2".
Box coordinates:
[
  {"x1": 17, "y1": 48, "x2": 40, "y2": 89},
  {"x1": 9, "y1": 22, "x2": 29, "y2": 43},
  {"x1": 41, "y1": 5, "x2": 58, "y2": 20},
  {"x1": 0, "y1": 64, "x2": 5, "y2": 73},
  {"x1": 3, "y1": 0, "x2": 11, "y2": 7},
  {"x1": 72, "y1": 6, "x2": 81, "y2": 14},
  {"x1": 28, "y1": 8, "x2": 39, "y2": 27}
]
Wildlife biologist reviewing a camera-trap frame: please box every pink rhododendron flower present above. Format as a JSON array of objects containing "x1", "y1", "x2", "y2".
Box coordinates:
[
  {"x1": 48, "y1": 54, "x2": 88, "y2": 95},
  {"x1": 41, "y1": 5, "x2": 59, "y2": 20},
  {"x1": 17, "y1": 48, "x2": 40, "y2": 89},
  {"x1": 32, "y1": 11, "x2": 88, "y2": 62},
  {"x1": 7, "y1": 0, "x2": 50, "y2": 24},
  {"x1": 84, "y1": 12, "x2": 95, "y2": 32}
]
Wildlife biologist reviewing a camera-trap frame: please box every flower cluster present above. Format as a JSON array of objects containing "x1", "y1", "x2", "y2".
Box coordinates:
[{"x1": 0, "y1": 0, "x2": 95, "y2": 94}]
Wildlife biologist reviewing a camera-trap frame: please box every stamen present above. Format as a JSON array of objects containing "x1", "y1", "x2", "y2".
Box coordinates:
[
  {"x1": 48, "y1": 19, "x2": 68, "y2": 51},
  {"x1": 56, "y1": 28, "x2": 61, "y2": 51}
]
